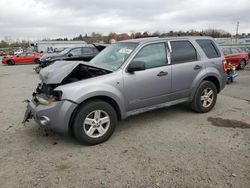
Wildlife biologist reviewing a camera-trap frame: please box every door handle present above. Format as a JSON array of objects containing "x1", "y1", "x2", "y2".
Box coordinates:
[
  {"x1": 194, "y1": 65, "x2": 202, "y2": 70},
  {"x1": 157, "y1": 71, "x2": 168, "y2": 76}
]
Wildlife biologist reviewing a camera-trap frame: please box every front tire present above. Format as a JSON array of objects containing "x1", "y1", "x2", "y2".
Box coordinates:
[
  {"x1": 73, "y1": 100, "x2": 117, "y2": 145},
  {"x1": 191, "y1": 81, "x2": 217, "y2": 113},
  {"x1": 34, "y1": 66, "x2": 41, "y2": 73},
  {"x1": 7, "y1": 60, "x2": 15, "y2": 65}
]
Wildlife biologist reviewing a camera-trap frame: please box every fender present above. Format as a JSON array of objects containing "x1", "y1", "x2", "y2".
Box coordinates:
[
  {"x1": 190, "y1": 66, "x2": 222, "y2": 100},
  {"x1": 55, "y1": 79, "x2": 126, "y2": 119}
]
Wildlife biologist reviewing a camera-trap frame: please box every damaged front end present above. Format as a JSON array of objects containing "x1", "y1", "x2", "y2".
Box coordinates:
[
  {"x1": 22, "y1": 61, "x2": 111, "y2": 130},
  {"x1": 34, "y1": 83, "x2": 62, "y2": 105},
  {"x1": 22, "y1": 83, "x2": 63, "y2": 124}
]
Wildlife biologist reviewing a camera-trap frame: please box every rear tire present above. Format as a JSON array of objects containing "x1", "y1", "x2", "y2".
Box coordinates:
[
  {"x1": 73, "y1": 100, "x2": 117, "y2": 145},
  {"x1": 191, "y1": 81, "x2": 217, "y2": 113},
  {"x1": 239, "y1": 60, "x2": 246, "y2": 69}
]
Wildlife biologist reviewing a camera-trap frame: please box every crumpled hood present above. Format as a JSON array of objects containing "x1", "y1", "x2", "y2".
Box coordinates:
[{"x1": 39, "y1": 61, "x2": 83, "y2": 84}]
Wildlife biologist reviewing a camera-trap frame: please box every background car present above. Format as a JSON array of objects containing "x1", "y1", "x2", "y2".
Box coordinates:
[
  {"x1": 238, "y1": 46, "x2": 250, "y2": 58},
  {"x1": 2, "y1": 52, "x2": 42, "y2": 65},
  {"x1": 34, "y1": 44, "x2": 107, "y2": 73},
  {"x1": 221, "y1": 46, "x2": 249, "y2": 69}
]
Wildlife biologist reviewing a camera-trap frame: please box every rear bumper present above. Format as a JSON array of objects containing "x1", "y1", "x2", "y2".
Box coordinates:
[{"x1": 24, "y1": 99, "x2": 77, "y2": 134}]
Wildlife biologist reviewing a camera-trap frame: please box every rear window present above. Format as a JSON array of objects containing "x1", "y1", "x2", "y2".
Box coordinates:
[
  {"x1": 196, "y1": 39, "x2": 221, "y2": 58},
  {"x1": 170, "y1": 41, "x2": 197, "y2": 64}
]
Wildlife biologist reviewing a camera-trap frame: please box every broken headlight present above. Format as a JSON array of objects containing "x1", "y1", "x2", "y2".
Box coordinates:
[{"x1": 35, "y1": 90, "x2": 62, "y2": 105}]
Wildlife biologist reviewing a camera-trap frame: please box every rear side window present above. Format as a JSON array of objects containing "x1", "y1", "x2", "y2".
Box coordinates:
[
  {"x1": 222, "y1": 48, "x2": 231, "y2": 55},
  {"x1": 196, "y1": 39, "x2": 221, "y2": 58},
  {"x1": 83, "y1": 47, "x2": 94, "y2": 54},
  {"x1": 170, "y1": 41, "x2": 197, "y2": 64},
  {"x1": 231, "y1": 48, "x2": 240, "y2": 54}
]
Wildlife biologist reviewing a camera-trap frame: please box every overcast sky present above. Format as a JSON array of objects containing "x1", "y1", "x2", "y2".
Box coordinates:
[{"x1": 0, "y1": 0, "x2": 249, "y2": 40}]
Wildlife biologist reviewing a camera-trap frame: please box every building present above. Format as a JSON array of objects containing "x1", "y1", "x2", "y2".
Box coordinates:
[
  {"x1": 215, "y1": 38, "x2": 250, "y2": 46},
  {"x1": 30, "y1": 40, "x2": 88, "y2": 53}
]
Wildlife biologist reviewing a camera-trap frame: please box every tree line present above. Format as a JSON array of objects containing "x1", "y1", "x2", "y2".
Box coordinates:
[{"x1": 0, "y1": 29, "x2": 232, "y2": 48}]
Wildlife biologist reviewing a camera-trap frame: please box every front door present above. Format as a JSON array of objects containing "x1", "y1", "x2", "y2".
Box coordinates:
[
  {"x1": 65, "y1": 47, "x2": 83, "y2": 61},
  {"x1": 82, "y1": 47, "x2": 95, "y2": 61},
  {"x1": 123, "y1": 42, "x2": 172, "y2": 111}
]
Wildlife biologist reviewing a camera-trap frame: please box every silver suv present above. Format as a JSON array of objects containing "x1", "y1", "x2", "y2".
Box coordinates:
[{"x1": 23, "y1": 36, "x2": 227, "y2": 145}]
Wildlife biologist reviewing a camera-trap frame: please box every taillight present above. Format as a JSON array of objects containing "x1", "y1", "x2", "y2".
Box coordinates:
[{"x1": 222, "y1": 59, "x2": 227, "y2": 72}]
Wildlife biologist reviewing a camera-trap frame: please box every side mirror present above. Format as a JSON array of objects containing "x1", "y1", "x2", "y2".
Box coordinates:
[
  {"x1": 68, "y1": 53, "x2": 73, "y2": 57},
  {"x1": 16, "y1": 55, "x2": 19, "y2": 57},
  {"x1": 127, "y1": 61, "x2": 146, "y2": 73}
]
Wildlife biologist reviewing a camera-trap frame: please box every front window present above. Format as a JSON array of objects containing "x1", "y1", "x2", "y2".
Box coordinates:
[
  {"x1": 69, "y1": 48, "x2": 82, "y2": 56},
  {"x1": 90, "y1": 42, "x2": 138, "y2": 71},
  {"x1": 18, "y1": 53, "x2": 26, "y2": 57},
  {"x1": 133, "y1": 43, "x2": 167, "y2": 69},
  {"x1": 58, "y1": 48, "x2": 71, "y2": 55}
]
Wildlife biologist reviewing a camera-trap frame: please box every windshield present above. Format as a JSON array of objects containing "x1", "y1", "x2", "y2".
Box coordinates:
[
  {"x1": 58, "y1": 48, "x2": 71, "y2": 55},
  {"x1": 90, "y1": 42, "x2": 138, "y2": 71}
]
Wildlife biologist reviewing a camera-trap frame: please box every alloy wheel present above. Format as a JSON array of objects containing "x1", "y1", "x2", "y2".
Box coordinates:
[
  {"x1": 201, "y1": 88, "x2": 214, "y2": 108},
  {"x1": 83, "y1": 110, "x2": 110, "y2": 138}
]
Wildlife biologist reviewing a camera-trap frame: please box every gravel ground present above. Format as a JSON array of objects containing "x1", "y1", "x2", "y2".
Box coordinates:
[{"x1": 0, "y1": 61, "x2": 250, "y2": 188}]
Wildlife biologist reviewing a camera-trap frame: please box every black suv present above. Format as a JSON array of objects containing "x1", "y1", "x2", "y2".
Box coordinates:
[{"x1": 34, "y1": 45, "x2": 106, "y2": 73}]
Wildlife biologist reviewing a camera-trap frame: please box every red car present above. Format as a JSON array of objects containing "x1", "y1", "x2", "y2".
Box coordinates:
[
  {"x1": 2, "y1": 52, "x2": 42, "y2": 65},
  {"x1": 221, "y1": 47, "x2": 249, "y2": 69}
]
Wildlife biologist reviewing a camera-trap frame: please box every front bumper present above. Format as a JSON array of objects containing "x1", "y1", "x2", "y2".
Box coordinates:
[{"x1": 23, "y1": 99, "x2": 78, "y2": 134}]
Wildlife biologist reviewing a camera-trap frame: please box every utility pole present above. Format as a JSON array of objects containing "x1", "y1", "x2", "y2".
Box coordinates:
[{"x1": 235, "y1": 21, "x2": 239, "y2": 44}]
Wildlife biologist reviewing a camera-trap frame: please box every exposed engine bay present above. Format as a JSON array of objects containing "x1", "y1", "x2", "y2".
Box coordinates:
[
  {"x1": 33, "y1": 61, "x2": 111, "y2": 105},
  {"x1": 61, "y1": 64, "x2": 110, "y2": 84}
]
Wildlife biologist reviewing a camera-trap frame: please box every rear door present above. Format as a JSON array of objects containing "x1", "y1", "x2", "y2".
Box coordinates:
[
  {"x1": 16, "y1": 53, "x2": 27, "y2": 63},
  {"x1": 26, "y1": 53, "x2": 35, "y2": 63},
  {"x1": 82, "y1": 47, "x2": 95, "y2": 61},
  {"x1": 170, "y1": 40, "x2": 204, "y2": 100}
]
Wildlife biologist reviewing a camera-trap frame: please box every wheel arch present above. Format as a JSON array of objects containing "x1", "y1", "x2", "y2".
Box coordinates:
[
  {"x1": 7, "y1": 59, "x2": 15, "y2": 65},
  {"x1": 203, "y1": 76, "x2": 220, "y2": 93},
  {"x1": 68, "y1": 95, "x2": 122, "y2": 135},
  {"x1": 190, "y1": 74, "x2": 221, "y2": 101}
]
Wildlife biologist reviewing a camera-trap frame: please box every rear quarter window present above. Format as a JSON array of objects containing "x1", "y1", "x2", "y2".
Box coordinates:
[{"x1": 196, "y1": 39, "x2": 221, "y2": 58}]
